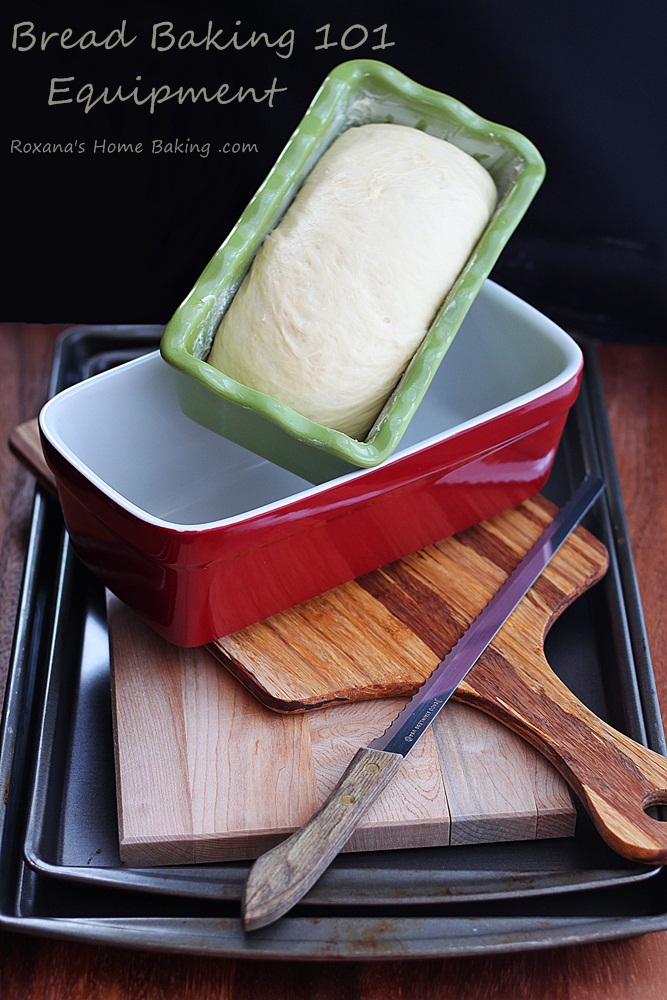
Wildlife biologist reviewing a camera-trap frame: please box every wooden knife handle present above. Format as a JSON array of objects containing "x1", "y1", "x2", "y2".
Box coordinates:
[
  {"x1": 459, "y1": 654, "x2": 667, "y2": 865},
  {"x1": 242, "y1": 746, "x2": 403, "y2": 931}
]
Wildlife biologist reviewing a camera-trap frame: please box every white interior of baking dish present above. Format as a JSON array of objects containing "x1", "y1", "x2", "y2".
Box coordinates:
[{"x1": 40, "y1": 281, "x2": 582, "y2": 528}]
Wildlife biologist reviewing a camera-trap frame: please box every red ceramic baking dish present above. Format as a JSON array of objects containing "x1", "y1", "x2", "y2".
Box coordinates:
[{"x1": 39, "y1": 281, "x2": 583, "y2": 647}]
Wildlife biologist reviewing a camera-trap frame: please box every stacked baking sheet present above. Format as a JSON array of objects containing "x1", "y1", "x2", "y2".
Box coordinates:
[{"x1": 1, "y1": 326, "x2": 666, "y2": 958}]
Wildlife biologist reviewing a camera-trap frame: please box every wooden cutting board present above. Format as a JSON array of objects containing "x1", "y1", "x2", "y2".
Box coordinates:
[
  {"x1": 109, "y1": 494, "x2": 606, "y2": 867},
  {"x1": 208, "y1": 493, "x2": 608, "y2": 712}
]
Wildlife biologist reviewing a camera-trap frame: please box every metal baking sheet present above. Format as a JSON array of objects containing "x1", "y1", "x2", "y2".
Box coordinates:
[
  {"x1": 2, "y1": 325, "x2": 667, "y2": 958},
  {"x1": 19, "y1": 501, "x2": 661, "y2": 904}
]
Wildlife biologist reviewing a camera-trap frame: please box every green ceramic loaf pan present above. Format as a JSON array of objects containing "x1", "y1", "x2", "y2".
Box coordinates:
[{"x1": 160, "y1": 59, "x2": 546, "y2": 483}]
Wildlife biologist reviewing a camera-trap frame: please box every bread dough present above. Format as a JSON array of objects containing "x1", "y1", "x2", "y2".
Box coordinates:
[{"x1": 208, "y1": 123, "x2": 497, "y2": 439}]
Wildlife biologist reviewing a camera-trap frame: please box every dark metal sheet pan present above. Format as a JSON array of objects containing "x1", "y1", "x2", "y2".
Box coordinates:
[
  {"x1": 18, "y1": 536, "x2": 663, "y2": 906},
  {"x1": 2, "y1": 325, "x2": 666, "y2": 959}
]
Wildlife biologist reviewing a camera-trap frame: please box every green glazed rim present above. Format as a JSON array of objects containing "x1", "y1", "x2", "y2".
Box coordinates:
[{"x1": 160, "y1": 59, "x2": 546, "y2": 470}]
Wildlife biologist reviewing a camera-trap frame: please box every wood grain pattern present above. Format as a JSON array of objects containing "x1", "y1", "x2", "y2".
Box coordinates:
[
  {"x1": 304, "y1": 698, "x2": 452, "y2": 852},
  {"x1": 210, "y1": 493, "x2": 608, "y2": 711},
  {"x1": 243, "y1": 746, "x2": 405, "y2": 931},
  {"x1": 109, "y1": 492, "x2": 609, "y2": 867},
  {"x1": 109, "y1": 596, "x2": 318, "y2": 865},
  {"x1": 213, "y1": 579, "x2": 438, "y2": 708},
  {"x1": 108, "y1": 588, "x2": 576, "y2": 866},
  {"x1": 238, "y1": 481, "x2": 667, "y2": 924},
  {"x1": 432, "y1": 700, "x2": 571, "y2": 844},
  {"x1": 458, "y1": 644, "x2": 667, "y2": 863},
  {"x1": 8, "y1": 418, "x2": 56, "y2": 496}
]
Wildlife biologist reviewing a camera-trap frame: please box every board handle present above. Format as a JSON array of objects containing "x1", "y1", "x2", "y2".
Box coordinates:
[
  {"x1": 242, "y1": 746, "x2": 403, "y2": 931},
  {"x1": 460, "y1": 660, "x2": 667, "y2": 865},
  {"x1": 9, "y1": 418, "x2": 57, "y2": 495}
]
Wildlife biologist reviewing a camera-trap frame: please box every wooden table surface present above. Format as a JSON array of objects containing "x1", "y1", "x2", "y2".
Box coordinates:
[{"x1": 0, "y1": 322, "x2": 665, "y2": 998}]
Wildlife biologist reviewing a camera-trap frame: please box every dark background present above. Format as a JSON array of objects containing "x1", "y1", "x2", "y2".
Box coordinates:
[{"x1": 3, "y1": 0, "x2": 666, "y2": 342}]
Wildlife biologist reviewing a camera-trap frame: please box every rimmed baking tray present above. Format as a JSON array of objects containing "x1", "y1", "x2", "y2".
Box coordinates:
[{"x1": 1, "y1": 325, "x2": 666, "y2": 959}]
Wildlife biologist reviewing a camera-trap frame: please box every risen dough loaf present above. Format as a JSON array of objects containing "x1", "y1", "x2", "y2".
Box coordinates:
[{"x1": 208, "y1": 123, "x2": 497, "y2": 439}]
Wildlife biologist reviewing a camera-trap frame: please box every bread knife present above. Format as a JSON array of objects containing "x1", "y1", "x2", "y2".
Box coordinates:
[{"x1": 243, "y1": 476, "x2": 606, "y2": 930}]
